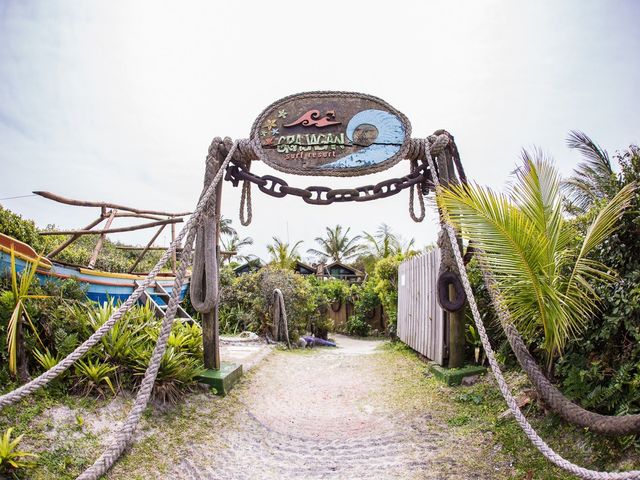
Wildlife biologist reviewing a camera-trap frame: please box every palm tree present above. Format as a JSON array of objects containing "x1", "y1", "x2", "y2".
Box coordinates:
[
  {"x1": 307, "y1": 225, "x2": 362, "y2": 263},
  {"x1": 562, "y1": 131, "x2": 621, "y2": 213},
  {"x1": 362, "y1": 223, "x2": 401, "y2": 258},
  {"x1": 437, "y1": 151, "x2": 635, "y2": 365},
  {"x1": 219, "y1": 215, "x2": 237, "y2": 237},
  {"x1": 267, "y1": 237, "x2": 303, "y2": 269},
  {"x1": 220, "y1": 233, "x2": 254, "y2": 264}
]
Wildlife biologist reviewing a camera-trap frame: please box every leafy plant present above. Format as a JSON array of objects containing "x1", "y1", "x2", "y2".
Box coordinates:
[
  {"x1": 266, "y1": 237, "x2": 302, "y2": 269},
  {"x1": 133, "y1": 346, "x2": 200, "y2": 404},
  {"x1": 73, "y1": 358, "x2": 117, "y2": 397},
  {"x1": 438, "y1": 153, "x2": 635, "y2": 366},
  {"x1": 33, "y1": 348, "x2": 60, "y2": 371},
  {"x1": 0, "y1": 427, "x2": 37, "y2": 474}
]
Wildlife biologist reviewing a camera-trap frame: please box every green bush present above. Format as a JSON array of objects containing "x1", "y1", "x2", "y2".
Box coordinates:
[{"x1": 556, "y1": 146, "x2": 640, "y2": 424}]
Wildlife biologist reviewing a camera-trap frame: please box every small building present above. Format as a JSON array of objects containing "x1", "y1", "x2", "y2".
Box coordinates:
[
  {"x1": 318, "y1": 261, "x2": 365, "y2": 283},
  {"x1": 293, "y1": 261, "x2": 316, "y2": 276},
  {"x1": 234, "y1": 259, "x2": 264, "y2": 275}
]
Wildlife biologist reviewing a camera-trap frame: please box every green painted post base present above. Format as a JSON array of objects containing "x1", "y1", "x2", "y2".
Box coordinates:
[
  {"x1": 196, "y1": 362, "x2": 243, "y2": 395},
  {"x1": 429, "y1": 364, "x2": 487, "y2": 386}
]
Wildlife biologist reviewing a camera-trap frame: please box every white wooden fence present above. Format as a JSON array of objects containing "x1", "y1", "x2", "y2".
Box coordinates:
[{"x1": 397, "y1": 248, "x2": 446, "y2": 365}]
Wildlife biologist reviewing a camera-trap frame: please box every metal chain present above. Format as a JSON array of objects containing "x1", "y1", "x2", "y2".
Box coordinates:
[{"x1": 224, "y1": 160, "x2": 433, "y2": 205}]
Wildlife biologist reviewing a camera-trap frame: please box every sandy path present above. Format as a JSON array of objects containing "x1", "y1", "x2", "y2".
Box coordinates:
[{"x1": 156, "y1": 335, "x2": 500, "y2": 480}]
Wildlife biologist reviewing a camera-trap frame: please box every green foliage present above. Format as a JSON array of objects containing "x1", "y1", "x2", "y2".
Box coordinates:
[
  {"x1": 556, "y1": 144, "x2": 640, "y2": 428},
  {"x1": 347, "y1": 281, "x2": 378, "y2": 336},
  {"x1": 220, "y1": 266, "x2": 323, "y2": 340},
  {"x1": 438, "y1": 153, "x2": 635, "y2": 364},
  {"x1": 73, "y1": 358, "x2": 117, "y2": 397},
  {"x1": 372, "y1": 255, "x2": 402, "y2": 333},
  {"x1": 0, "y1": 205, "x2": 43, "y2": 251},
  {"x1": 0, "y1": 427, "x2": 37, "y2": 474}
]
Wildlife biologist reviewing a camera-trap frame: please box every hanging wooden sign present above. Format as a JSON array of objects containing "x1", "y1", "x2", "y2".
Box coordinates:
[{"x1": 251, "y1": 91, "x2": 412, "y2": 176}]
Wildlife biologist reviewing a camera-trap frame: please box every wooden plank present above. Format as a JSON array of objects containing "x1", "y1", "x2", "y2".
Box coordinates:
[
  {"x1": 88, "y1": 209, "x2": 116, "y2": 269},
  {"x1": 39, "y1": 217, "x2": 182, "y2": 235}
]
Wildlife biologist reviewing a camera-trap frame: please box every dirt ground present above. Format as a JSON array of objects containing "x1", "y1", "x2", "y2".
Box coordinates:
[{"x1": 105, "y1": 335, "x2": 511, "y2": 480}]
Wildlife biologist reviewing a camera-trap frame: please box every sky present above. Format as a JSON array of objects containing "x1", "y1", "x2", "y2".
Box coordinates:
[{"x1": 1, "y1": 0, "x2": 639, "y2": 263}]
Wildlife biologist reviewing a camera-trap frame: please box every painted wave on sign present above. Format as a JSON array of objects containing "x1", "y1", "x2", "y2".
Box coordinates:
[{"x1": 321, "y1": 109, "x2": 404, "y2": 170}]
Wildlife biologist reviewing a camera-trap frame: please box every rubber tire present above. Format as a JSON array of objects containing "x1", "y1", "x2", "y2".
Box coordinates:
[{"x1": 437, "y1": 271, "x2": 467, "y2": 312}]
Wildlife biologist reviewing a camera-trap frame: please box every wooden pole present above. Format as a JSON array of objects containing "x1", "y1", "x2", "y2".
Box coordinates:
[
  {"x1": 39, "y1": 217, "x2": 182, "y2": 236},
  {"x1": 33, "y1": 191, "x2": 191, "y2": 217},
  {"x1": 46, "y1": 216, "x2": 106, "y2": 258},
  {"x1": 171, "y1": 220, "x2": 177, "y2": 274},
  {"x1": 203, "y1": 154, "x2": 224, "y2": 371},
  {"x1": 128, "y1": 225, "x2": 166, "y2": 273},
  {"x1": 87, "y1": 209, "x2": 117, "y2": 269},
  {"x1": 447, "y1": 284, "x2": 465, "y2": 368}
]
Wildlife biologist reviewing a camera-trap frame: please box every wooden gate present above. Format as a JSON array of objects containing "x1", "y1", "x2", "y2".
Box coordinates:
[{"x1": 397, "y1": 248, "x2": 446, "y2": 365}]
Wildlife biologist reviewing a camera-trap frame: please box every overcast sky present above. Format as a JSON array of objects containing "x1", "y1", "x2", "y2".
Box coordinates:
[{"x1": 1, "y1": 0, "x2": 639, "y2": 262}]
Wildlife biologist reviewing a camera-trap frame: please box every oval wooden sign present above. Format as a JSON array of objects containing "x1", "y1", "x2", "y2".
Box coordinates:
[{"x1": 251, "y1": 92, "x2": 412, "y2": 176}]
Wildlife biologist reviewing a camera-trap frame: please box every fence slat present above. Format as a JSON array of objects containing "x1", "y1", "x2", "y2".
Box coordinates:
[{"x1": 397, "y1": 248, "x2": 445, "y2": 365}]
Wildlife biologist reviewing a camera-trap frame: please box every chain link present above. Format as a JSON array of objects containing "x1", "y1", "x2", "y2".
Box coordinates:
[{"x1": 224, "y1": 161, "x2": 433, "y2": 205}]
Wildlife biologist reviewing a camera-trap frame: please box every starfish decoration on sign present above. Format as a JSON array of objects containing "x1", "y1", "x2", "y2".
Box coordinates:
[
  {"x1": 264, "y1": 119, "x2": 277, "y2": 130},
  {"x1": 271, "y1": 128, "x2": 279, "y2": 135},
  {"x1": 277, "y1": 109, "x2": 288, "y2": 119},
  {"x1": 263, "y1": 137, "x2": 274, "y2": 146},
  {"x1": 260, "y1": 130, "x2": 268, "y2": 137}
]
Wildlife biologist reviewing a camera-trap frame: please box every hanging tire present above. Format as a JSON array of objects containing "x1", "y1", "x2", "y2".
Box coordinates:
[{"x1": 437, "y1": 271, "x2": 467, "y2": 312}]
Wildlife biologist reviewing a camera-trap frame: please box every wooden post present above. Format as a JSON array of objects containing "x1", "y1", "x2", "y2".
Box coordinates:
[
  {"x1": 128, "y1": 225, "x2": 166, "y2": 273},
  {"x1": 88, "y1": 209, "x2": 116, "y2": 269},
  {"x1": 171, "y1": 220, "x2": 177, "y2": 274},
  {"x1": 202, "y1": 150, "x2": 224, "y2": 371},
  {"x1": 47, "y1": 216, "x2": 106, "y2": 258},
  {"x1": 448, "y1": 284, "x2": 465, "y2": 368}
]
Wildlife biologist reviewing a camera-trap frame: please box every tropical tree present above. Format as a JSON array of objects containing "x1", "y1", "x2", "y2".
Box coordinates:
[
  {"x1": 218, "y1": 215, "x2": 237, "y2": 237},
  {"x1": 267, "y1": 237, "x2": 302, "y2": 269},
  {"x1": 437, "y1": 152, "x2": 635, "y2": 365},
  {"x1": 220, "y1": 233, "x2": 254, "y2": 264},
  {"x1": 362, "y1": 223, "x2": 401, "y2": 258},
  {"x1": 562, "y1": 131, "x2": 621, "y2": 213},
  {"x1": 307, "y1": 225, "x2": 362, "y2": 263}
]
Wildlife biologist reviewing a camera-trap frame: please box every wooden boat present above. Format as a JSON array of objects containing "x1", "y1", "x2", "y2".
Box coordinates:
[{"x1": 0, "y1": 233, "x2": 189, "y2": 305}]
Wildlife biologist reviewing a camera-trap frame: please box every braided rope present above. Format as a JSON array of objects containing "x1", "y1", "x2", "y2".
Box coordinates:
[
  {"x1": 408, "y1": 159, "x2": 426, "y2": 222},
  {"x1": 77, "y1": 140, "x2": 239, "y2": 480},
  {"x1": 425, "y1": 136, "x2": 640, "y2": 479},
  {"x1": 239, "y1": 180, "x2": 252, "y2": 226}
]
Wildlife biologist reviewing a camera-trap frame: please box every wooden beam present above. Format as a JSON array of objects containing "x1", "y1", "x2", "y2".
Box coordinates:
[
  {"x1": 39, "y1": 218, "x2": 182, "y2": 236},
  {"x1": 47, "y1": 216, "x2": 106, "y2": 258},
  {"x1": 33, "y1": 191, "x2": 191, "y2": 217},
  {"x1": 88, "y1": 209, "x2": 116, "y2": 269},
  {"x1": 128, "y1": 225, "x2": 165, "y2": 273},
  {"x1": 116, "y1": 246, "x2": 183, "y2": 251},
  {"x1": 112, "y1": 212, "x2": 171, "y2": 221},
  {"x1": 171, "y1": 221, "x2": 177, "y2": 274}
]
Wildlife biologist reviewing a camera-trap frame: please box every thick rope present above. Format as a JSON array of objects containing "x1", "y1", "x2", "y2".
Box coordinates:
[
  {"x1": 77, "y1": 140, "x2": 240, "y2": 480},
  {"x1": 239, "y1": 179, "x2": 252, "y2": 226},
  {"x1": 190, "y1": 137, "x2": 226, "y2": 314},
  {"x1": 272, "y1": 289, "x2": 290, "y2": 348},
  {"x1": 408, "y1": 159, "x2": 426, "y2": 222},
  {"x1": 425, "y1": 136, "x2": 640, "y2": 479}
]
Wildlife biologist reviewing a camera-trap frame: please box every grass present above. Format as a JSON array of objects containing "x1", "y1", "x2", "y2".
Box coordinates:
[{"x1": 379, "y1": 341, "x2": 640, "y2": 479}]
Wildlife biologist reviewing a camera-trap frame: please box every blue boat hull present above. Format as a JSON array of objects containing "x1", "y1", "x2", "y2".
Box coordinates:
[{"x1": 0, "y1": 239, "x2": 189, "y2": 306}]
